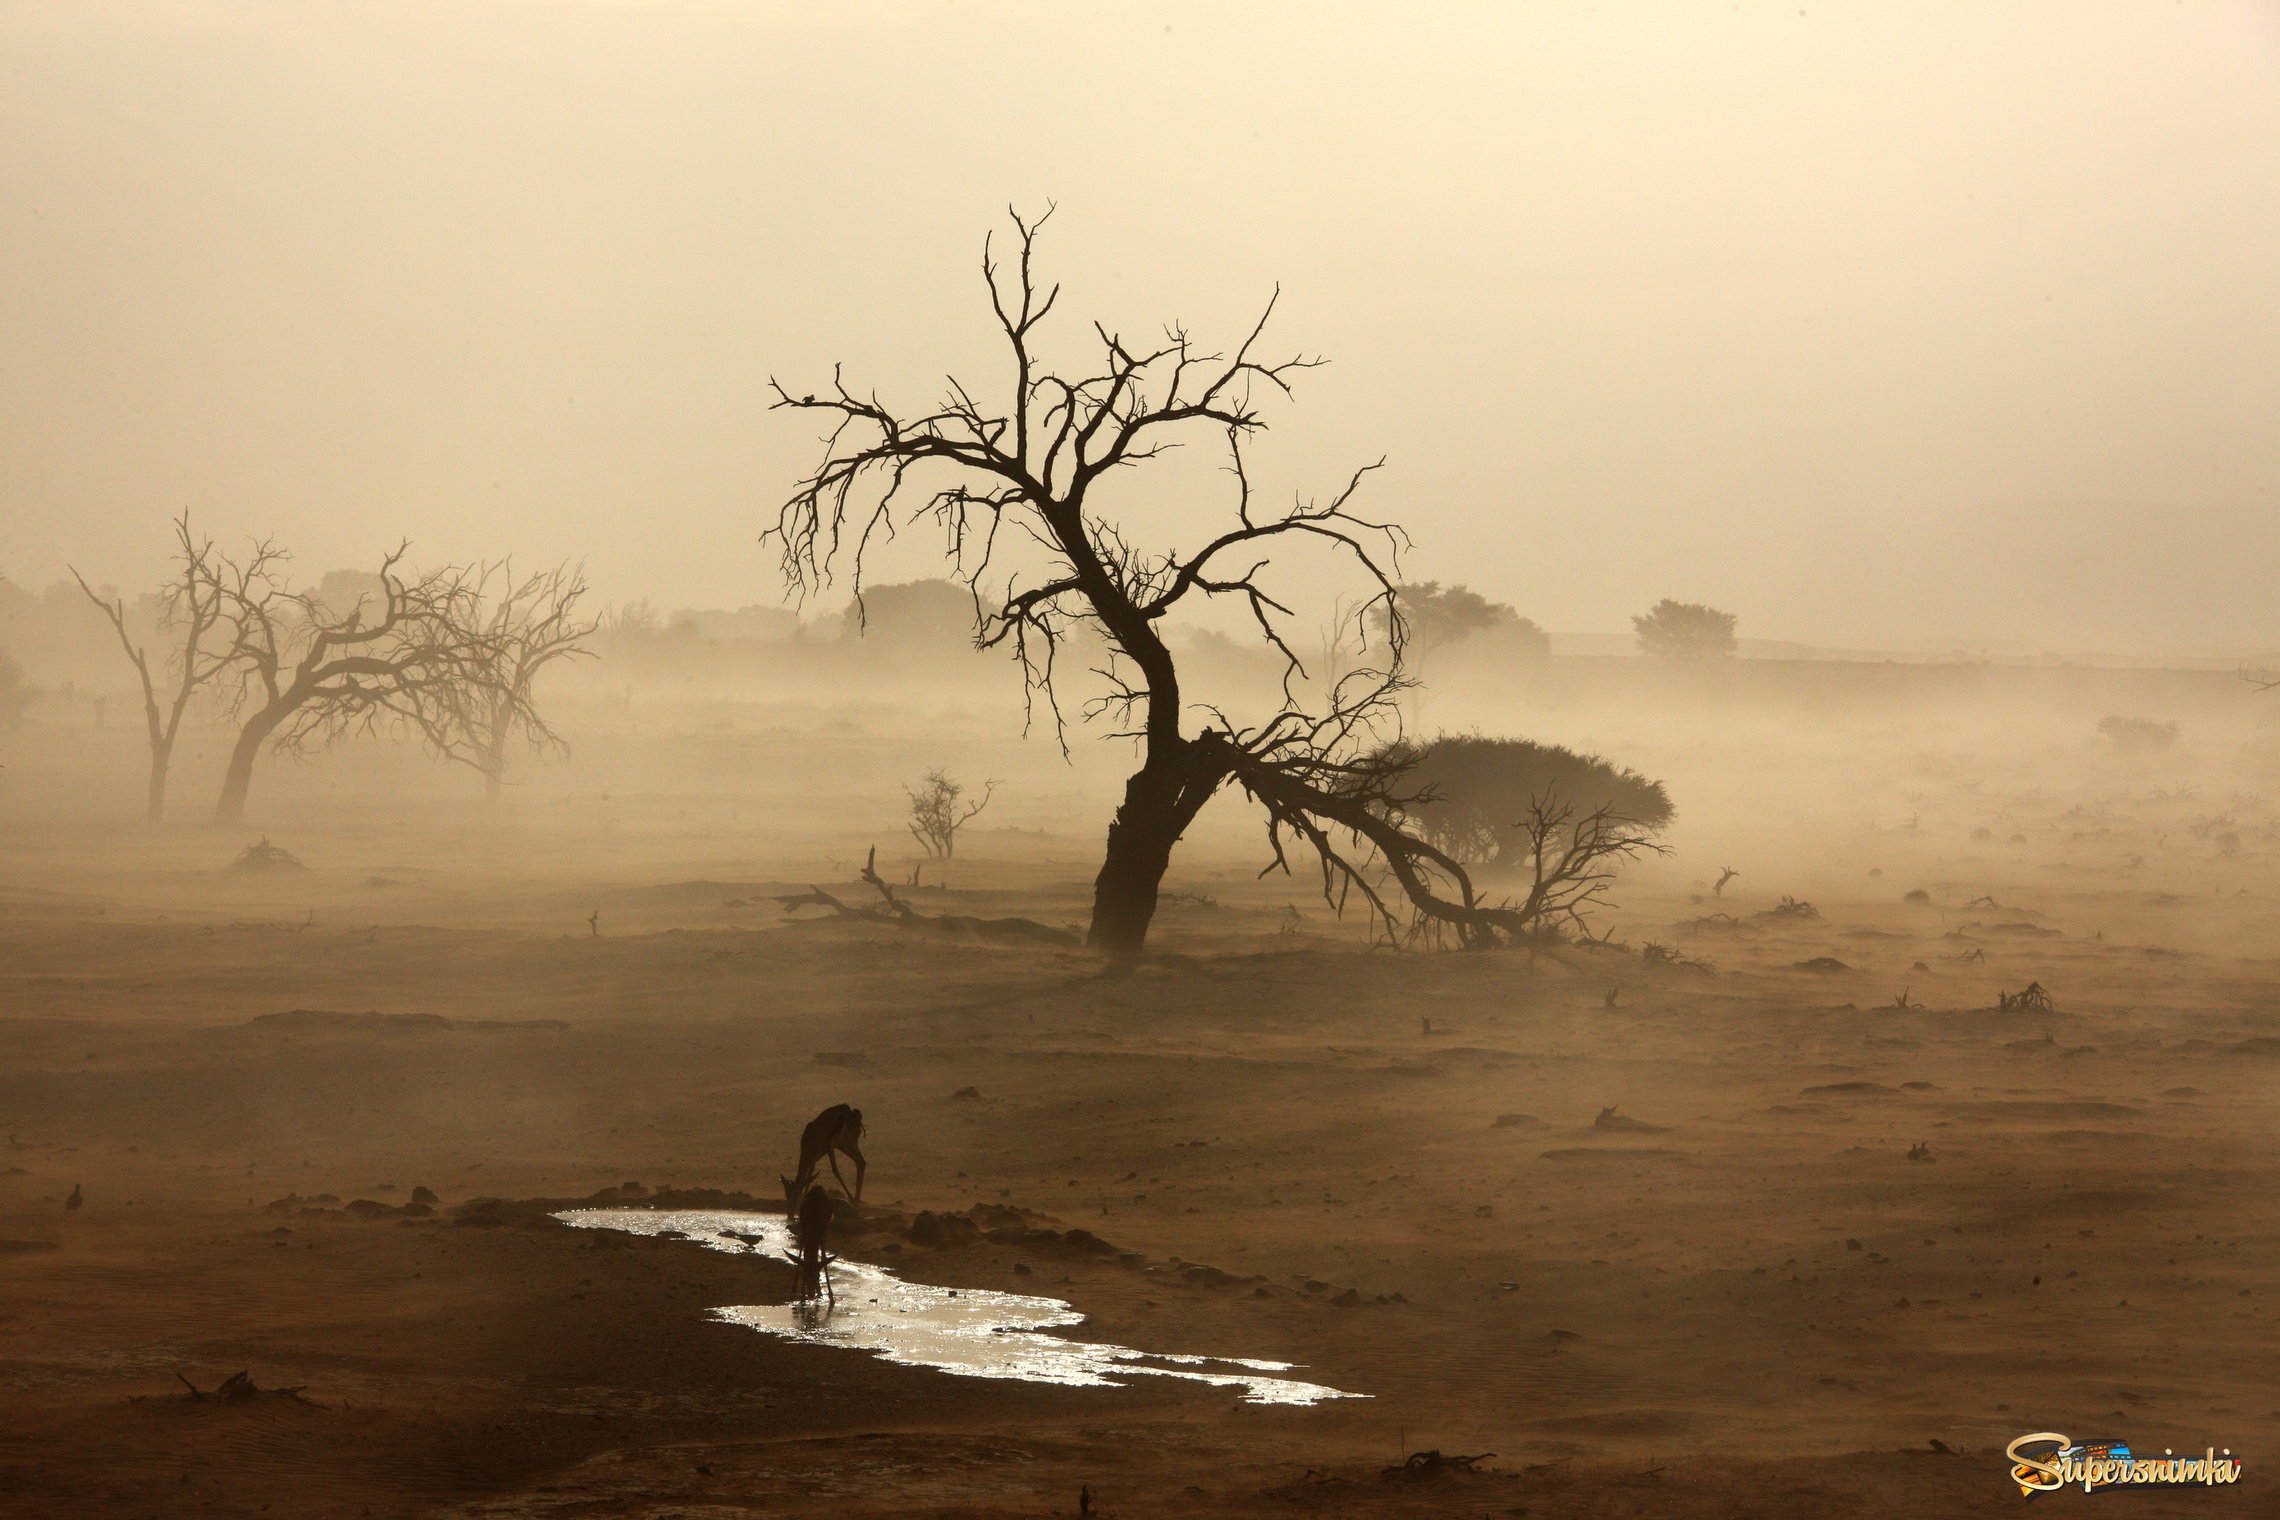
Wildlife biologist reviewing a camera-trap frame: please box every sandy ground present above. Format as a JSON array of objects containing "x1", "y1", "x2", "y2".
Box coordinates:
[{"x1": 1, "y1": 708, "x2": 2277, "y2": 1517}]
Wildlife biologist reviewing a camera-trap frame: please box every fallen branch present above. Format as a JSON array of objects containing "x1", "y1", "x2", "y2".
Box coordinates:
[{"x1": 777, "y1": 847, "x2": 1080, "y2": 947}]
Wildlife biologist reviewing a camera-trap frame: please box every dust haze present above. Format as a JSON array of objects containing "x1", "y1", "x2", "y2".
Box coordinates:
[{"x1": 3, "y1": 4, "x2": 2278, "y2": 1517}]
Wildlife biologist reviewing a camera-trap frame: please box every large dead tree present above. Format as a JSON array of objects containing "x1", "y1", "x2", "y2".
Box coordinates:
[
  {"x1": 768, "y1": 213, "x2": 1546, "y2": 958},
  {"x1": 71, "y1": 513, "x2": 230, "y2": 822},
  {"x1": 397, "y1": 561, "x2": 597, "y2": 799},
  {"x1": 208, "y1": 543, "x2": 495, "y2": 824}
]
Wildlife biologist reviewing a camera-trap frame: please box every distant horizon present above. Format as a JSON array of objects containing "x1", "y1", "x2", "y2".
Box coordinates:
[{"x1": 10, "y1": 560, "x2": 2275, "y2": 674}]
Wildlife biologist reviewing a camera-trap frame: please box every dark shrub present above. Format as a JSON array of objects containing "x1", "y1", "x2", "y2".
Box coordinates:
[
  {"x1": 2097, "y1": 715, "x2": 2178, "y2": 752},
  {"x1": 1372, "y1": 734, "x2": 1672, "y2": 867}
]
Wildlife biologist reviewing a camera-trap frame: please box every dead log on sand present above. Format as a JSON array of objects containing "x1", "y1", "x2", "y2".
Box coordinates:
[
  {"x1": 1383, "y1": 1450, "x2": 1494, "y2": 1481},
  {"x1": 775, "y1": 847, "x2": 1079, "y2": 947},
  {"x1": 172, "y1": 1371, "x2": 324, "y2": 1407}
]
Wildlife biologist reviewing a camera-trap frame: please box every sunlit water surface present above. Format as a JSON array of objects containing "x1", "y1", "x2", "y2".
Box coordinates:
[{"x1": 556, "y1": 1208, "x2": 1362, "y2": 1406}]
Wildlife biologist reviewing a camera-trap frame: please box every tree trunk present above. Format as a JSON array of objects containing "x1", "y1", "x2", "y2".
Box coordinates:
[
  {"x1": 215, "y1": 703, "x2": 289, "y2": 825},
  {"x1": 480, "y1": 717, "x2": 508, "y2": 802},
  {"x1": 1085, "y1": 737, "x2": 1228, "y2": 959},
  {"x1": 145, "y1": 734, "x2": 172, "y2": 824}
]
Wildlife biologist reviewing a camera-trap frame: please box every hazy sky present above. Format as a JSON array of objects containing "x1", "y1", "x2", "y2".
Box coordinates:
[{"x1": 4, "y1": 1, "x2": 2278, "y2": 655}]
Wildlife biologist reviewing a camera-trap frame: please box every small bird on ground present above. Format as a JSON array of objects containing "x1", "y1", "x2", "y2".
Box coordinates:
[{"x1": 65, "y1": 1184, "x2": 82, "y2": 1212}]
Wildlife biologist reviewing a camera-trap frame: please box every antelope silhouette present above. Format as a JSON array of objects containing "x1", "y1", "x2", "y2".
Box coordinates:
[{"x1": 784, "y1": 1103, "x2": 865, "y2": 1204}]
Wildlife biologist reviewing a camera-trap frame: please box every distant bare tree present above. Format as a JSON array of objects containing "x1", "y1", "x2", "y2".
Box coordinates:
[
  {"x1": 768, "y1": 212, "x2": 1545, "y2": 957},
  {"x1": 402, "y1": 562, "x2": 597, "y2": 799},
  {"x1": 600, "y1": 598, "x2": 662, "y2": 637},
  {"x1": 1633, "y1": 599, "x2": 1737, "y2": 661},
  {"x1": 905, "y1": 768, "x2": 996, "y2": 859},
  {"x1": 71, "y1": 514, "x2": 230, "y2": 822},
  {"x1": 208, "y1": 543, "x2": 494, "y2": 824}
]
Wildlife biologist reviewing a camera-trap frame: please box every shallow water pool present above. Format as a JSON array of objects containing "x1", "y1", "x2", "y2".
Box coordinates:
[{"x1": 556, "y1": 1208, "x2": 1362, "y2": 1406}]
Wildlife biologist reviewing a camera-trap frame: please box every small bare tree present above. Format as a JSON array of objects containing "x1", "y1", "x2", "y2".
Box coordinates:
[
  {"x1": 401, "y1": 561, "x2": 597, "y2": 799},
  {"x1": 207, "y1": 543, "x2": 496, "y2": 824},
  {"x1": 905, "y1": 768, "x2": 996, "y2": 859},
  {"x1": 71, "y1": 514, "x2": 230, "y2": 821},
  {"x1": 1500, "y1": 795, "x2": 1668, "y2": 940}
]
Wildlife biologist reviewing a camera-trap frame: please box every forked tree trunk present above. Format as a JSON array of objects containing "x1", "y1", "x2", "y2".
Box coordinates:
[
  {"x1": 1084, "y1": 737, "x2": 1229, "y2": 959},
  {"x1": 1087, "y1": 770, "x2": 1182, "y2": 958},
  {"x1": 136, "y1": 681, "x2": 172, "y2": 823}
]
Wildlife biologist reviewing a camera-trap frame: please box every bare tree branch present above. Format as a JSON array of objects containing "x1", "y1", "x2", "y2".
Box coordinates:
[
  {"x1": 206, "y1": 544, "x2": 518, "y2": 823},
  {"x1": 389, "y1": 561, "x2": 598, "y2": 797}
]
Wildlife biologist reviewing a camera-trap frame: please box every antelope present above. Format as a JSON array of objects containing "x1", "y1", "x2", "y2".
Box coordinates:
[
  {"x1": 789, "y1": 1182, "x2": 837, "y2": 1303},
  {"x1": 785, "y1": 1103, "x2": 866, "y2": 1204}
]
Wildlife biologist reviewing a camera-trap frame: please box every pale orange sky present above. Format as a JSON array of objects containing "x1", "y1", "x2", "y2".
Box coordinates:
[{"x1": 4, "y1": 1, "x2": 2278, "y2": 655}]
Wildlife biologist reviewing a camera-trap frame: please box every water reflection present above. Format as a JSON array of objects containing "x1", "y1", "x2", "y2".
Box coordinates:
[{"x1": 557, "y1": 1208, "x2": 1362, "y2": 1406}]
